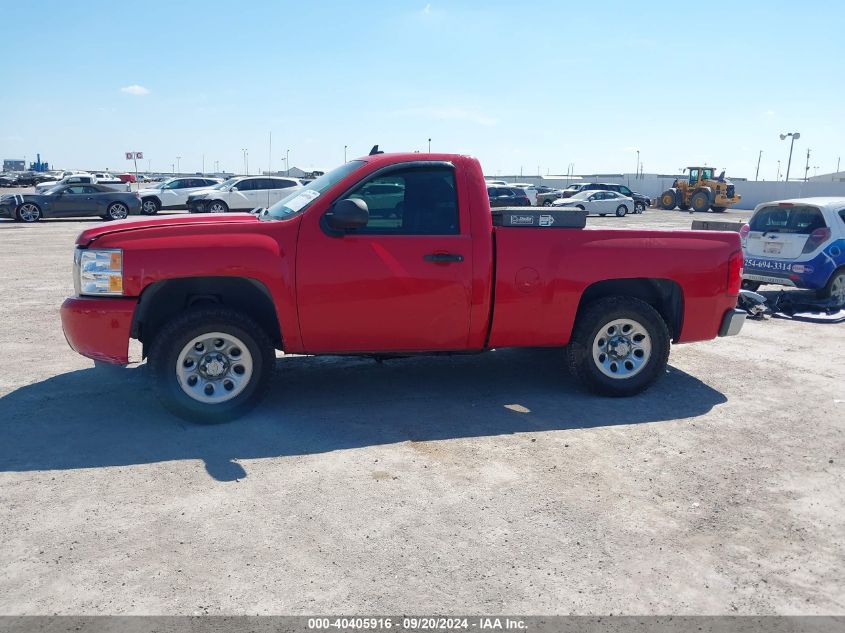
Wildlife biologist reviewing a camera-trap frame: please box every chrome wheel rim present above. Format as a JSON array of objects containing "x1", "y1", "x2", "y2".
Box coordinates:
[
  {"x1": 592, "y1": 318, "x2": 652, "y2": 379},
  {"x1": 19, "y1": 203, "x2": 39, "y2": 222},
  {"x1": 109, "y1": 203, "x2": 128, "y2": 219},
  {"x1": 176, "y1": 332, "x2": 254, "y2": 404},
  {"x1": 142, "y1": 200, "x2": 157, "y2": 214},
  {"x1": 831, "y1": 274, "x2": 845, "y2": 303},
  {"x1": 209, "y1": 202, "x2": 226, "y2": 213}
]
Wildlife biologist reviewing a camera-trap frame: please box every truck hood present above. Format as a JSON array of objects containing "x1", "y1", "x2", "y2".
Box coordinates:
[{"x1": 75, "y1": 212, "x2": 261, "y2": 246}]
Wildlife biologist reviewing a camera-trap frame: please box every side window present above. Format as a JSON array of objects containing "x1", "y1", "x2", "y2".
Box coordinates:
[
  {"x1": 234, "y1": 179, "x2": 254, "y2": 191},
  {"x1": 66, "y1": 185, "x2": 86, "y2": 194},
  {"x1": 619, "y1": 186, "x2": 632, "y2": 196},
  {"x1": 839, "y1": 209, "x2": 845, "y2": 225},
  {"x1": 203, "y1": 179, "x2": 218, "y2": 187},
  {"x1": 82, "y1": 186, "x2": 99, "y2": 194},
  {"x1": 271, "y1": 179, "x2": 297, "y2": 190},
  {"x1": 344, "y1": 166, "x2": 459, "y2": 235}
]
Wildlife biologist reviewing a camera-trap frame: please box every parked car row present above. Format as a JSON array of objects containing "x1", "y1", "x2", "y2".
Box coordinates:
[
  {"x1": 0, "y1": 184, "x2": 141, "y2": 222},
  {"x1": 485, "y1": 178, "x2": 650, "y2": 214}
]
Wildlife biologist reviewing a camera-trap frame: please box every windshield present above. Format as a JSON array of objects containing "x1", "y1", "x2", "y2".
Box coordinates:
[
  {"x1": 568, "y1": 191, "x2": 592, "y2": 200},
  {"x1": 264, "y1": 160, "x2": 365, "y2": 220}
]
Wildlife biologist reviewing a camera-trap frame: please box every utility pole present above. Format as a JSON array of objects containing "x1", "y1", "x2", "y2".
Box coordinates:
[
  {"x1": 285, "y1": 149, "x2": 290, "y2": 176},
  {"x1": 241, "y1": 149, "x2": 248, "y2": 175},
  {"x1": 804, "y1": 148, "x2": 811, "y2": 182},
  {"x1": 344, "y1": 145, "x2": 347, "y2": 163},
  {"x1": 755, "y1": 150, "x2": 762, "y2": 181},
  {"x1": 780, "y1": 132, "x2": 800, "y2": 182},
  {"x1": 777, "y1": 160, "x2": 781, "y2": 181},
  {"x1": 837, "y1": 157, "x2": 841, "y2": 181},
  {"x1": 428, "y1": 138, "x2": 431, "y2": 153},
  {"x1": 635, "y1": 150, "x2": 640, "y2": 180}
]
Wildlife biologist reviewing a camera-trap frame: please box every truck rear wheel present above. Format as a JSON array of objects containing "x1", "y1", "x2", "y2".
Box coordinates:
[
  {"x1": 149, "y1": 306, "x2": 275, "y2": 423},
  {"x1": 566, "y1": 297, "x2": 670, "y2": 397}
]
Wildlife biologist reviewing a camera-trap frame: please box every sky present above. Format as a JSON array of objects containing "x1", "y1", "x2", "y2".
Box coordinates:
[{"x1": 1, "y1": 1, "x2": 843, "y2": 180}]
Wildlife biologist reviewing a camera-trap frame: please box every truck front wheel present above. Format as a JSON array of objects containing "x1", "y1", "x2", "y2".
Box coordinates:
[
  {"x1": 566, "y1": 297, "x2": 670, "y2": 397},
  {"x1": 149, "y1": 307, "x2": 275, "y2": 423}
]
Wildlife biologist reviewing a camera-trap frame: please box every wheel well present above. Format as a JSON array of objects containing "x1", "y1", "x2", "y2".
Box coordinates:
[
  {"x1": 131, "y1": 277, "x2": 282, "y2": 355},
  {"x1": 141, "y1": 195, "x2": 160, "y2": 206},
  {"x1": 577, "y1": 278, "x2": 683, "y2": 341}
]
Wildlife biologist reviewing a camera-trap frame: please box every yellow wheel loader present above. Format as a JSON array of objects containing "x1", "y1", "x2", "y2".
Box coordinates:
[{"x1": 659, "y1": 167, "x2": 741, "y2": 213}]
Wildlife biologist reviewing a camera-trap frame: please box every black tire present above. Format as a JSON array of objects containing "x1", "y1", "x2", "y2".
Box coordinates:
[
  {"x1": 543, "y1": 199, "x2": 553, "y2": 207},
  {"x1": 691, "y1": 191, "x2": 710, "y2": 213},
  {"x1": 149, "y1": 307, "x2": 275, "y2": 423},
  {"x1": 635, "y1": 202, "x2": 645, "y2": 214},
  {"x1": 207, "y1": 200, "x2": 229, "y2": 214},
  {"x1": 711, "y1": 206, "x2": 726, "y2": 213},
  {"x1": 678, "y1": 204, "x2": 691, "y2": 211},
  {"x1": 566, "y1": 296, "x2": 670, "y2": 397},
  {"x1": 141, "y1": 197, "x2": 160, "y2": 215},
  {"x1": 659, "y1": 190, "x2": 677, "y2": 210},
  {"x1": 817, "y1": 268, "x2": 845, "y2": 304},
  {"x1": 106, "y1": 202, "x2": 129, "y2": 221},
  {"x1": 16, "y1": 202, "x2": 42, "y2": 222},
  {"x1": 615, "y1": 204, "x2": 628, "y2": 217},
  {"x1": 741, "y1": 280, "x2": 761, "y2": 292}
]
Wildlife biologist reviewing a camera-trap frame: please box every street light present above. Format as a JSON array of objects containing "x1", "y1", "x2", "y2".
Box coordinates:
[
  {"x1": 285, "y1": 149, "x2": 290, "y2": 176},
  {"x1": 776, "y1": 160, "x2": 781, "y2": 181},
  {"x1": 176, "y1": 156, "x2": 181, "y2": 175},
  {"x1": 344, "y1": 145, "x2": 347, "y2": 163},
  {"x1": 755, "y1": 150, "x2": 762, "y2": 181},
  {"x1": 779, "y1": 132, "x2": 800, "y2": 182},
  {"x1": 635, "y1": 150, "x2": 640, "y2": 180},
  {"x1": 428, "y1": 138, "x2": 431, "y2": 153}
]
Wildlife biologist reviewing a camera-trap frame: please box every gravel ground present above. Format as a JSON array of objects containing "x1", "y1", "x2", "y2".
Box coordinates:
[{"x1": 0, "y1": 207, "x2": 842, "y2": 615}]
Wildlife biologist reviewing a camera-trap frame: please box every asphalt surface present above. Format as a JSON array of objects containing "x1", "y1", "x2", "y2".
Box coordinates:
[{"x1": 0, "y1": 206, "x2": 842, "y2": 615}]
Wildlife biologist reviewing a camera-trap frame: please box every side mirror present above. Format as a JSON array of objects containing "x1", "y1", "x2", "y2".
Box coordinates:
[{"x1": 327, "y1": 198, "x2": 369, "y2": 231}]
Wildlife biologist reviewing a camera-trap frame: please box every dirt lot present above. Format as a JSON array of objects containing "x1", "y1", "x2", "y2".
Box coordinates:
[{"x1": 0, "y1": 207, "x2": 843, "y2": 615}]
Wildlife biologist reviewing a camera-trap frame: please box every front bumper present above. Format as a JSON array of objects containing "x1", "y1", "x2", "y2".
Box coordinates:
[
  {"x1": 718, "y1": 308, "x2": 746, "y2": 337},
  {"x1": 60, "y1": 296, "x2": 138, "y2": 364}
]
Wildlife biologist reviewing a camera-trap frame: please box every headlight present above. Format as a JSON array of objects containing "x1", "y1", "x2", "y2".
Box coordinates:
[{"x1": 74, "y1": 248, "x2": 123, "y2": 296}]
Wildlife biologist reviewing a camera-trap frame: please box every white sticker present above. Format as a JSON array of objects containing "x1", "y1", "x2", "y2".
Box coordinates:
[{"x1": 284, "y1": 189, "x2": 321, "y2": 212}]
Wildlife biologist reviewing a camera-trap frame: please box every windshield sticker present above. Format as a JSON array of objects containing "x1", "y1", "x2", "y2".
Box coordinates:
[{"x1": 285, "y1": 189, "x2": 321, "y2": 212}]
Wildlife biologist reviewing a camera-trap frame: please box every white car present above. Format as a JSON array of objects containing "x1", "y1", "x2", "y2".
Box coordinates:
[
  {"x1": 552, "y1": 189, "x2": 634, "y2": 217},
  {"x1": 741, "y1": 197, "x2": 845, "y2": 303},
  {"x1": 186, "y1": 176, "x2": 303, "y2": 213},
  {"x1": 34, "y1": 173, "x2": 130, "y2": 193},
  {"x1": 137, "y1": 176, "x2": 223, "y2": 215}
]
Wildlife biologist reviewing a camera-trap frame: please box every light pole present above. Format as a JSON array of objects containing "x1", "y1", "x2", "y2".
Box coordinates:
[
  {"x1": 776, "y1": 160, "x2": 781, "y2": 181},
  {"x1": 755, "y1": 150, "x2": 762, "y2": 181},
  {"x1": 344, "y1": 145, "x2": 347, "y2": 163},
  {"x1": 635, "y1": 150, "x2": 640, "y2": 180},
  {"x1": 285, "y1": 149, "x2": 290, "y2": 176},
  {"x1": 779, "y1": 132, "x2": 800, "y2": 182},
  {"x1": 176, "y1": 156, "x2": 181, "y2": 175},
  {"x1": 428, "y1": 138, "x2": 431, "y2": 153},
  {"x1": 214, "y1": 160, "x2": 219, "y2": 173},
  {"x1": 804, "y1": 148, "x2": 811, "y2": 182}
]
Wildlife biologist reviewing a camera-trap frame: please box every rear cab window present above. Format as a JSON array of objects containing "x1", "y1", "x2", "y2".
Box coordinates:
[{"x1": 750, "y1": 205, "x2": 827, "y2": 234}]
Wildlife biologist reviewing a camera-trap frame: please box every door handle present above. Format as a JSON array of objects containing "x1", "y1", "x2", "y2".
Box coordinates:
[{"x1": 424, "y1": 253, "x2": 464, "y2": 263}]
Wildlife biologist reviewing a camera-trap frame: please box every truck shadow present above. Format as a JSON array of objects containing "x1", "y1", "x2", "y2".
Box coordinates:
[{"x1": 0, "y1": 349, "x2": 726, "y2": 481}]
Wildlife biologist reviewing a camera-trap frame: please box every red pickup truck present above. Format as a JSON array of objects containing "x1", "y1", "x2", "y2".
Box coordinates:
[{"x1": 61, "y1": 152, "x2": 745, "y2": 422}]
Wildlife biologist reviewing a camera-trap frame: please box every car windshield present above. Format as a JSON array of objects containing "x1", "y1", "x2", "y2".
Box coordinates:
[
  {"x1": 264, "y1": 161, "x2": 365, "y2": 220},
  {"x1": 568, "y1": 191, "x2": 593, "y2": 200}
]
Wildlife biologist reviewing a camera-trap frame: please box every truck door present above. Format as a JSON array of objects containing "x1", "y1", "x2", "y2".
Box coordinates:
[{"x1": 296, "y1": 163, "x2": 473, "y2": 352}]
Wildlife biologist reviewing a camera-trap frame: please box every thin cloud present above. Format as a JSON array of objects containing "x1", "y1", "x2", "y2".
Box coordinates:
[
  {"x1": 395, "y1": 106, "x2": 497, "y2": 127},
  {"x1": 422, "y1": 3, "x2": 431, "y2": 13},
  {"x1": 120, "y1": 84, "x2": 150, "y2": 96}
]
